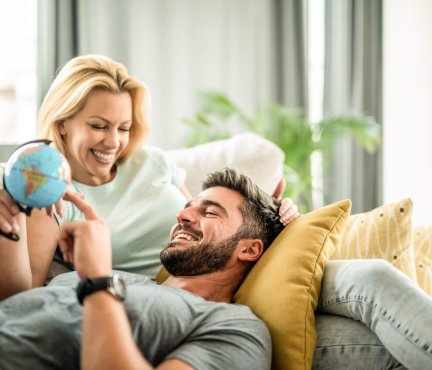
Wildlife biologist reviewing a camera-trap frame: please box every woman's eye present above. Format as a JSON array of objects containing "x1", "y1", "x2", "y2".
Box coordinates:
[
  {"x1": 119, "y1": 127, "x2": 131, "y2": 132},
  {"x1": 90, "y1": 124, "x2": 107, "y2": 130}
]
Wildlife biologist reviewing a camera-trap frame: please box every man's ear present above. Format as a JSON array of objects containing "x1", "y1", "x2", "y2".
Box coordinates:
[{"x1": 237, "y1": 239, "x2": 264, "y2": 262}]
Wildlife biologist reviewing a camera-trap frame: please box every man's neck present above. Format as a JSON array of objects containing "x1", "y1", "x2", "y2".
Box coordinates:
[{"x1": 162, "y1": 270, "x2": 242, "y2": 303}]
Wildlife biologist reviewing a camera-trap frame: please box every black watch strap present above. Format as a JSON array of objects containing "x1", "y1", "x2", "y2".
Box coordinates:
[{"x1": 76, "y1": 275, "x2": 126, "y2": 305}]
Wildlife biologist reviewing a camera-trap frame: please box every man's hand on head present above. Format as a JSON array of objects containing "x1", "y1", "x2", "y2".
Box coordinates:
[{"x1": 59, "y1": 191, "x2": 112, "y2": 279}]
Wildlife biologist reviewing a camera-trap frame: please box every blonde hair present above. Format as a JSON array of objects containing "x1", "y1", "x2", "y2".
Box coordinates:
[{"x1": 37, "y1": 54, "x2": 150, "y2": 162}]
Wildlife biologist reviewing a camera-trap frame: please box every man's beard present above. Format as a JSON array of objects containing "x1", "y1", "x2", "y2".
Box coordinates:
[{"x1": 160, "y1": 229, "x2": 245, "y2": 276}]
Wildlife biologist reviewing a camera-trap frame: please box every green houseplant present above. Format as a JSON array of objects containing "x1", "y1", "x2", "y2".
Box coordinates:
[{"x1": 183, "y1": 91, "x2": 381, "y2": 211}]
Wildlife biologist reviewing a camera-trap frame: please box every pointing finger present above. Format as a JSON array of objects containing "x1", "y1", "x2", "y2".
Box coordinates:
[{"x1": 63, "y1": 191, "x2": 100, "y2": 221}]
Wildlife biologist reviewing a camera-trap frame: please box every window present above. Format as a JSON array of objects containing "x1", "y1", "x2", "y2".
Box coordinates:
[{"x1": 0, "y1": 0, "x2": 37, "y2": 144}]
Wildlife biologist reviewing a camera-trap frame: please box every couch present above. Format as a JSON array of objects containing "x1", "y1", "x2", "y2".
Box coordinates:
[
  {"x1": 2, "y1": 135, "x2": 430, "y2": 369},
  {"x1": 167, "y1": 133, "x2": 429, "y2": 370}
]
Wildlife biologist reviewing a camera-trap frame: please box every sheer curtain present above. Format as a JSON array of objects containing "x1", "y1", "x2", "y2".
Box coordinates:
[
  {"x1": 323, "y1": 0, "x2": 383, "y2": 212},
  {"x1": 37, "y1": 0, "x2": 307, "y2": 149}
]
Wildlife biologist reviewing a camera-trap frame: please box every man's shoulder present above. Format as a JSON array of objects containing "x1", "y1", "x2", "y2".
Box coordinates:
[{"x1": 203, "y1": 301, "x2": 270, "y2": 334}]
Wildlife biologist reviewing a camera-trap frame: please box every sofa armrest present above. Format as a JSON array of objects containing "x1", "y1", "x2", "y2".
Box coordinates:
[{"x1": 167, "y1": 133, "x2": 285, "y2": 196}]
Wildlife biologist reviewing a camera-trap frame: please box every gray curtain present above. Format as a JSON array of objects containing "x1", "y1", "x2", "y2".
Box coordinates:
[
  {"x1": 36, "y1": 0, "x2": 308, "y2": 148},
  {"x1": 37, "y1": 0, "x2": 80, "y2": 106},
  {"x1": 323, "y1": 0, "x2": 383, "y2": 213},
  {"x1": 274, "y1": 0, "x2": 308, "y2": 109}
]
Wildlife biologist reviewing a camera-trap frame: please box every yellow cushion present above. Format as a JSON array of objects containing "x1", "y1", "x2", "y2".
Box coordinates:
[
  {"x1": 330, "y1": 198, "x2": 417, "y2": 281},
  {"x1": 234, "y1": 199, "x2": 352, "y2": 370},
  {"x1": 154, "y1": 266, "x2": 169, "y2": 284},
  {"x1": 413, "y1": 226, "x2": 432, "y2": 295}
]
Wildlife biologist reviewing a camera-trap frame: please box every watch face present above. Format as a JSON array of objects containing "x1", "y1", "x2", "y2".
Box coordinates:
[{"x1": 111, "y1": 274, "x2": 127, "y2": 301}]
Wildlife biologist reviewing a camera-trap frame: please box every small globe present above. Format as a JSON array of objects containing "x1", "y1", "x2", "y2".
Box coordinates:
[{"x1": 4, "y1": 141, "x2": 71, "y2": 208}]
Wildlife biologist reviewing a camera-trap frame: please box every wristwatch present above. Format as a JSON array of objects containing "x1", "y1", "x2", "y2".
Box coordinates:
[{"x1": 76, "y1": 274, "x2": 127, "y2": 305}]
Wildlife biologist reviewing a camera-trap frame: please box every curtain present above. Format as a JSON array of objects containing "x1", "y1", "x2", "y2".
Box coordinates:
[
  {"x1": 323, "y1": 0, "x2": 383, "y2": 213},
  {"x1": 37, "y1": 0, "x2": 80, "y2": 106},
  {"x1": 37, "y1": 0, "x2": 308, "y2": 149},
  {"x1": 275, "y1": 0, "x2": 308, "y2": 109}
]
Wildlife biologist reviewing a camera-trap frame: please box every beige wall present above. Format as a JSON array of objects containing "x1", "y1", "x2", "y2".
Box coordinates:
[{"x1": 383, "y1": 0, "x2": 432, "y2": 225}]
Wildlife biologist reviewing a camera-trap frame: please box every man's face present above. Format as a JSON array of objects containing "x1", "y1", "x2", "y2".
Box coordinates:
[{"x1": 160, "y1": 187, "x2": 245, "y2": 276}]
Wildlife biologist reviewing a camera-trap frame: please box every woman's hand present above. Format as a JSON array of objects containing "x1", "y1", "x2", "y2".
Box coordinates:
[
  {"x1": 44, "y1": 198, "x2": 64, "y2": 219},
  {"x1": 0, "y1": 189, "x2": 21, "y2": 236},
  {"x1": 279, "y1": 198, "x2": 301, "y2": 226},
  {"x1": 272, "y1": 177, "x2": 301, "y2": 226}
]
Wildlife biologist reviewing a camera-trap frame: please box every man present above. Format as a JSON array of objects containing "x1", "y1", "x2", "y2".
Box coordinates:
[
  {"x1": 1, "y1": 169, "x2": 431, "y2": 370},
  {"x1": 0, "y1": 168, "x2": 285, "y2": 370}
]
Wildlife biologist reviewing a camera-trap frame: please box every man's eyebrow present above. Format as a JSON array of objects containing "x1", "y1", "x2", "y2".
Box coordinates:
[
  {"x1": 88, "y1": 115, "x2": 132, "y2": 125},
  {"x1": 184, "y1": 199, "x2": 228, "y2": 216}
]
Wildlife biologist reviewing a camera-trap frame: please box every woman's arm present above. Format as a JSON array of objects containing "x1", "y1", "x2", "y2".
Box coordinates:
[
  {"x1": 0, "y1": 189, "x2": 60, "y2": 299},
  {"x1": 0, "y1": 190, "x2": 31, "y2": 299},
  {"x1": 27, "y1": 208, "x2": 61, "y2": 287},
  {"x1": 179, "y1": 185, "x2": 192, "y2": 200}
]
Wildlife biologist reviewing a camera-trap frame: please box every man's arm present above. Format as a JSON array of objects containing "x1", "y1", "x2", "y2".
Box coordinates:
[{"x1": 59, "y1": 192, "x2": 193, "y2": 370}]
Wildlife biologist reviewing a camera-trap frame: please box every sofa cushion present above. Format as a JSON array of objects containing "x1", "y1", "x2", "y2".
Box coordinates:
[
  {"x1": 234, "y1": 199, "x2": 352, "y2": 370},
  {"x1": 330, "y1": 198, "x2": 417, "y2": 281},
  {"x1": 167, "y1": 133, "x2": 284, "y2": 196},
  {"x1": 413, "y1": 226, "x2": 432, "y2": 295}
]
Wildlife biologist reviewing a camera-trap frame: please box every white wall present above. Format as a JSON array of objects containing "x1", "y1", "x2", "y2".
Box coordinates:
[{"x1": 383, "y1": 0, "x2": 432, "y2": 226}]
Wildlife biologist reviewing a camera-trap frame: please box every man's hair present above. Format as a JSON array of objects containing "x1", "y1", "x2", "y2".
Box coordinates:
[{"x1": 202, "y1": 168, "x2": 284, "y2": 250}]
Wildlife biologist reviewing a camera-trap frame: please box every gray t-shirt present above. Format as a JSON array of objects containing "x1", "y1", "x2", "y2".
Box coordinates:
[{"x1": 0, "y1": 271, "x2": 271, "y2": 370}]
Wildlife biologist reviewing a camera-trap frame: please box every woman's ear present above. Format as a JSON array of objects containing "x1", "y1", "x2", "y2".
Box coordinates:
[
  {"x1": 237, "y1": 239, "x2": 264, "y2": 262},
  {"x1": 58, "y1": 122, "x2": 66, "y2": 135}
]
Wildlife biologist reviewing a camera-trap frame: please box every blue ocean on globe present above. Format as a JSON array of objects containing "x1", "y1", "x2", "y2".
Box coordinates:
[{"x1": 4, "y1": 142, "x2": 71, "y2": 208}]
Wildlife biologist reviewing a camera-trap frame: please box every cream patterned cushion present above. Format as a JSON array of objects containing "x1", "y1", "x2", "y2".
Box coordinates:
[
  {"x1": 413, "y1": 226, "x2": 432, "y2": 295},
  {"x1": 330, "y1": 198, "x2": 417, "y2": 281}
]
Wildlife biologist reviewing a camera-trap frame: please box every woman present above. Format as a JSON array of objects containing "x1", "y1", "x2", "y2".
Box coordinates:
[{"x1": 0, "y1": 55, "x2": 298, "y2": 297}]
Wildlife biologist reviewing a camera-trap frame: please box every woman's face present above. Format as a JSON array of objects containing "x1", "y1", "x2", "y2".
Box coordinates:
[{"x1": 61, "y1": 90, "x2": 133, "y2": 186}]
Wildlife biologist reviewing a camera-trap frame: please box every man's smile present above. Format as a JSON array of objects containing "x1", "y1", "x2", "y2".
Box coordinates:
[
  {"x1": 174, "y1": 232, "x2": 199, "y2": 241},
  {"x1": 171, "y1": 225, "x2": 203, "y2": 244}
]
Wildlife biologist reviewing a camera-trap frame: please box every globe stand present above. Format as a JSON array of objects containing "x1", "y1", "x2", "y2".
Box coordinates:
[
  {"x1": 0, "y1": 230, "x2": 20, "y2": 242},
  {"x1": 0, "y1": 177, "x2": 35, "y2": 241}
]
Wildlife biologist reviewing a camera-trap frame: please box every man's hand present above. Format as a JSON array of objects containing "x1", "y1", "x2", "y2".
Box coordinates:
[
  {"x1": 58, "y1": 191, "x2": 112, "y2": 279},
  {"x1": 272, "y1": 177, "x2": 301, "y2": 226}
]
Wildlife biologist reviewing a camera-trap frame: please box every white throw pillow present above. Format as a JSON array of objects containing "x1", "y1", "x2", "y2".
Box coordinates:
[{"x1": 167, "y1": 133, "x2": 285, "y2": 196}]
